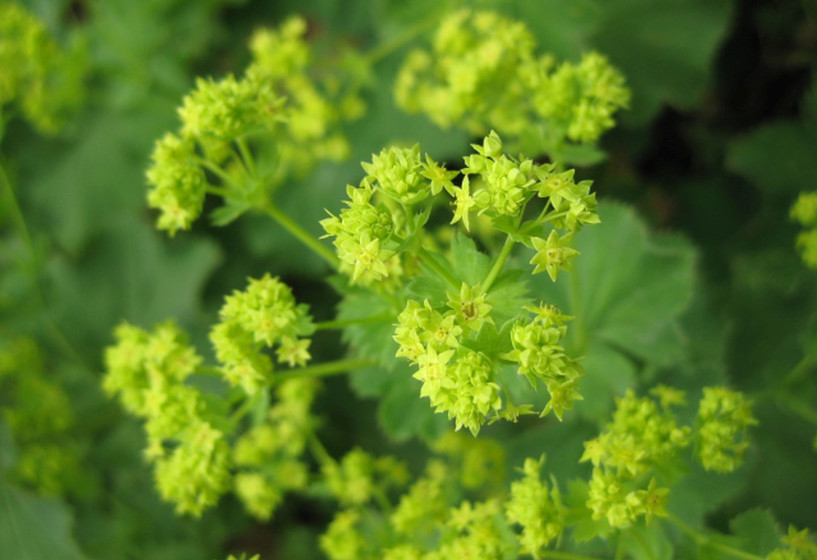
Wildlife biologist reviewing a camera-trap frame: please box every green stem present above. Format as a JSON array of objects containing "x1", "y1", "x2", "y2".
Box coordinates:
[
  {"x1": 667, "y1": 514, "x2": 763, "y2": 560},
  {"x1": 273, "y1": 358, "x2": 378, "y2": 383},
  {"x1": 778, "y1": 395, "x2": 817, "y2": 426},
  {"x1": 308, "y1": 434, "x2": 334, "y2": 467},
  {"x1": 313, "y1": 314, "x2": 393, "y2": 331},
  {"x1": 204, "y1": 185, "x2": 233, "y2": 198},
  {"x1": 781, "y1": 354, "x2": 815, "y2": 389},
  {"x1": 235, "y1": 137, "x2": 257, "y2": 178},
  {"x1": 193, "y1": 156, "x2": 243, "y2": 191},
  {"x1": 260, "y1": 202, "x2": 340, "y2": 269},
  {"x1": 417, "y1": 246, "x2": 459, "y2": 289},
  {"x1": 481, "y1": 235, "x2": 515, "y2": 292},
  {"x1": 541, "y1": 209, "x2": 570, "y2": 224},
  {"x1": 229, "y1": 390, "x2": 263, "y2": 426}
]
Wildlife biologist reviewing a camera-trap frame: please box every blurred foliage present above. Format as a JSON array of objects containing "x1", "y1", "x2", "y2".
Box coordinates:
[{"x1": 1, "y1": 0, "x2": 816, "y2": 559}]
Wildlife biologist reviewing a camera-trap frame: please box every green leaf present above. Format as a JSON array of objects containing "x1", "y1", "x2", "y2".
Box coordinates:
[
  {"x1": 378, "y1": 368, "x2": 449, "y2": 442},
  {"x1": 530, "y1": 202, "x2": 697, "y2": 397},
  {"x1": 591, "y1": 0, "x2": 731, "y2": 124},
  {"x1": 405, "y1": 275, "x2": 448, "y2": 308},
  {"x1": 46, "y1": 224, "x2": 220, "y2": 357},
  {"x1": 0, "y1": 480, "x2": 88, "y2": 560},
  {"x1": 575, "y1": 344, "x2": 636, "y2": 421},
  {"x1": 729, "y1": 509, "x2": 782, "y2": 556},
  {"x1": 337, "y1": 288, "x2": 450, "y2": 440},
  {"x1": 619, "y1": 523, "x2": 673, "y2": 560},
  {"x1": 670, "y1": 462, "x2": 751, "y2": 526},
  {"x1": 486, "y1": 269, "x2": 532, "y2": 326},
  {"x1": 462, "y1": 320, "x2": 515, "y2": 359},
  {"x1": 726, "y1": 118, "x2": 817, "y2": 195},
  {"x1": 449, "y1": 234, "x2": 492, "y2": 286},
  {"x1": 337, "y1": 288, "x2": 399, "y2": 370}
]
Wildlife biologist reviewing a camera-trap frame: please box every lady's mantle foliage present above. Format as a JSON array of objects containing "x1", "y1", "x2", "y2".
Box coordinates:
[{"x1": 93, "y1": 5, "x2": 796, "y2": 558}]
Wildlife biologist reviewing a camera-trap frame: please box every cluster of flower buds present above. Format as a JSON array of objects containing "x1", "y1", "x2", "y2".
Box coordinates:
[
  {"x1": 395, "y1": 9, "x2": 629, "y2": 152},
  {"x1": 146, "y1": 16, "x2": 354, "y2": 235},
  {"x1": 210, "y1": 274, "x2": 314, "y2": 395}
]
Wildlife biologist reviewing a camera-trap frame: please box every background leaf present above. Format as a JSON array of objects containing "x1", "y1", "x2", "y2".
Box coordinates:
[{"x1": 0, "y1": 481, "x2": 87, "y2": 560}]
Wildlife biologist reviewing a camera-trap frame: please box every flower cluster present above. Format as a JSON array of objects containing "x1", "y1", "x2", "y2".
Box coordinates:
[
  {"x1": 210, "y1": 274, "x2": 314, "y2": 395},
  {"x1": 321, "y1": 181, "x2": 404, "y2": 286},
  {"x1": 505, "y1": 456, "x2": 564, "y2": 556},
  {"x1": 0, "y1": 2, "x2": 84, "y2": 135},
  {"x1": 324, "y1": 132, "x2": 598, "y2": 431},
  {"x1": 394, "y1": 10, "x2": 629, "y2": 153},
  {"x1": 146, "y1": 15, "x2": 353, "y2": 235},
  {"x1": 318, "y1": 447, "x2": 570, "y2": 560},
  {"x1": 394, "y1": 296, "x2": 501, "y2": 435},
  {"x1": 104, "y1": 287, "x2": 318, "y2": 518},
  {"x1": 322, "y1": 448, "x2": 409, "y2": 508},
  {"x1": 322, "y1": 132, "x2": 598, "y2": 293},
  {"x1": 390, "y1": 459, "x2": 450, "y2": 536},
  {"x1": 425, "y1": 499, "x2": 509, "y2": 559},
  {"x1": 103, "y1": 321, "x2": 231, "y2": 516},
  {"x1": 696, "y1": 387, "x2": 757, "y2": 473},
  {"x1": 581, "y1": 387, "x2": 690, "y2": 528},
  {"x1": 233, "y1": 378, "x2": 317, "y2": 520},
  {"x1": 321, "y1": 144, "x2": 456, "y2": 286},
  {"x1": 580, "y1": 386, "x2": 757, "y2": 529},
  {"x1": 767, "y1": 526, "x2": 817, "y2": 560},
  {"x1": 458, "y1": 132, "x2": 600, "y2": 249},
  {"x1": 790, "y1": 191, "x2": 817, "y2": 268},
  {"x1": 145, "y1": 133, "x2": 207, "y2": 233},
  {"x1": 505, "y1": 304, "x2": 583, "y2": 420}
]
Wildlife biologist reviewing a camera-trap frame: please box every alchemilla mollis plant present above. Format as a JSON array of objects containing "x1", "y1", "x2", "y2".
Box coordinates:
[{"x1": 2, "y1": 2, "x2": 817, "y2": 560}]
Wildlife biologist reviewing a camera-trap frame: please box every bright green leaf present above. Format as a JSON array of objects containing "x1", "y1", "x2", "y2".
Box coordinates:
[{"x1": 729, "y1": 509, "x2": 782, "y2": 556}]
